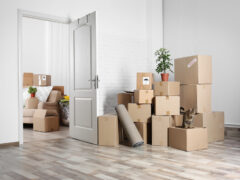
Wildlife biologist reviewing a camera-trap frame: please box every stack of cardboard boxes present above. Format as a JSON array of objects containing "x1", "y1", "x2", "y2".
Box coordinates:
[
  {"x1": 152, "y1": 81, "x2": 180, "y2": 146},
  {"x1": 129, "y1": 73, "x2": 154, "y2": 144},
  {"x1": 171, "y1": 55, "x2": 224, "y2": 151},
  {"x1": 98, "y1": 55, "x2": 224, "y2": 151}
]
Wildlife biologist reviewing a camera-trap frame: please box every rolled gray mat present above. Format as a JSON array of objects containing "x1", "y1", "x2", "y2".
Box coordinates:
[{"x1": 116, "y1": 104, "x2": 144, "y2": 147}]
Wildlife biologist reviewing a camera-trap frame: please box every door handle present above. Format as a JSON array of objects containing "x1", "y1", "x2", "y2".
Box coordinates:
[{"x1": 88, "y1": 75, "x2": 100, "y2": 89}]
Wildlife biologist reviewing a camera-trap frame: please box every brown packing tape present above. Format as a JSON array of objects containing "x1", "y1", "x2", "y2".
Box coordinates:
[
  {"x1": 137, "y1": 105, "x2": 141, "y2": 108},
  {"x1": 166, "y1": 111, "x2": 170, "y2": 115},
  {"x1": 145, "y1": 99, "x2": 149, "y2": 103},
  {"x1": 166, "y1": 96, "x2": 169, "y2": 100},
  {"x1": 160, "y1": 92, "x2": 163, "y2": 96},
  {"x1": 137, "y1": 118, "x2": 141, "y2": 122},
  {"x1": 159, "y1": 82, "x2": 163, "y2": 86}
]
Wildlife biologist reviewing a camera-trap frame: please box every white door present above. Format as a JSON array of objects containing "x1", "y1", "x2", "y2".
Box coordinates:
[{"x1": 69, "y1": 12, "x2": 98, "y2": 144}]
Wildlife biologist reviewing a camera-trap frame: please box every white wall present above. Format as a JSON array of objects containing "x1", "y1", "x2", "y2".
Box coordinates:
[
  {"x1": 0, "y1": 0, "x2": 163, "y2": 144},
  {"x1": 163, "y1": 0, "x2": 240, "y2": 125},
  {"x1": 22, "y1": 17, "x2": 48, "y2": 74}
]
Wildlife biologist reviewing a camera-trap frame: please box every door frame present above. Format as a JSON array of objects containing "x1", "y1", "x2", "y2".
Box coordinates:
[{"x1": 17, "y1": 10, "x2": 71, "y2": 145}]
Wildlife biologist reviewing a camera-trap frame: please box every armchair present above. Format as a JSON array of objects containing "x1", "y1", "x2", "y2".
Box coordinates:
[{"x1": 23, "y1": 90, "x2": 62, "y2": 124}]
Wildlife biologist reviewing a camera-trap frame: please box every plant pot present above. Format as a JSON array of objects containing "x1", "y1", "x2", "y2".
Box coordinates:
[
  {"x1": 31, "y1": 93, "x2": 35, "y2": 98},
  {"x1": 161, "y1": 73, "x2": 169, "y2": 81}
]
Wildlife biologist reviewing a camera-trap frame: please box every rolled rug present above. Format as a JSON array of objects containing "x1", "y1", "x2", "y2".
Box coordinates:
[{"x1": 115, "y1": 104, "x2": 144, "y2": 147}]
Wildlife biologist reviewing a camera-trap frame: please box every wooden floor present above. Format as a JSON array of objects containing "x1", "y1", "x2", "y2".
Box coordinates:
[
  {"x1": 23, "y1": 126, "x2": 69, "y2": 143},
  {"x1": 0, "y1": 131, "x2": 240, "y2": 180}
]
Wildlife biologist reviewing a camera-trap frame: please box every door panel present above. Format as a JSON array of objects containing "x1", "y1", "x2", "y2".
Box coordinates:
[
  {"x1": 74, "y1": 98, "x2": 92, "y2": 128},
  {"x1": 74, "y1": 25, "x2": 92, "y2": 89},
  {"x1": 70, "y1": 12, "x2": 98, "y2": 144}
]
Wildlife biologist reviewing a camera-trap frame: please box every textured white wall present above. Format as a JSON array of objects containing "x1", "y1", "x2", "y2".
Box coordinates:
[
  {"x1": 163, "y1": 0, "x2": 240, "y2": 125},
  {"x1": 0, "y1": 0, "x2": 163, "y2": 144}
]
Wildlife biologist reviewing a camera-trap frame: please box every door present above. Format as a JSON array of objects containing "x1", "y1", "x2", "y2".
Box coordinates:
[{"x1": 69, "y1": 12, "x2": 98, "y2": 144}]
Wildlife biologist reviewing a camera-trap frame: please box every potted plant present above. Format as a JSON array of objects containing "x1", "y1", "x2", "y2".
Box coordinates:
[
  {"x1": 28, "y1": 86, "x2": 37, "y2": 97},
  {"x1": 155, "y1": 48, "x2": 173, "y2": 81}
]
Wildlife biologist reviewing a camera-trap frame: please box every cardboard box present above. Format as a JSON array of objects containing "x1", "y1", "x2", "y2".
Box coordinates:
[
  {"x1": 137, "y1": 72, "x2": 153, "y2": 90},
  {"x1": 171, "y1": 115, "x2": 183, "y2": 127},
  {"x1": 155, "y1": 96, "x2": 180, "y2": 115},
  {"x1": 134, "y1": 90, "x2": 154, "y2": 104},
  {"x1": 128, "y1": 103, "x2": 151, "y2": 123},
  {"x1": 180, "y1": 84, "x2": 211, "y2": 113},
  {"x1": 52, "y1": 86, "x2": 64, "y2": 96},
  {"x1": 135, "y1": 122, "x2": 151, "y2": 144},
  {"x1": 193, "y1": 112, "x2": 224, "y2": 143},
  {"x1": 98, "y1": 114, "x2": 119, "y2": 147},
  {"x1": 118, "y1": 93, "x2": 134, "y2": 109},
  {"x1": 33, "y1": 110, "x2": 59, "y2": 132},
  {"x1": 169, "y1": 127, "x2": 208, "y2": 151},
  {"x1": 152, "y1": 115, "x2": 171, "y2": 146},
  {"x1": 23, "y1": 73, "x2": 33, "y2": 86},
  {"x1": 33, "y1": 74, "x2": 51, "y2": 86},
  {"x1": 154, "y1": 81, "x2": 180, "y2": 96},
  {"x1": 174, "y1": 55, "x2": 212, "y2": 84}
]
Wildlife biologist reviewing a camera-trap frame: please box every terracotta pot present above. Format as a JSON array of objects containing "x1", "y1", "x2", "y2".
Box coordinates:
[
  {"x1": 161, "y1": 73, "x2": 169, "y2": 81},
  {"x1": 31, "y1": 93, "x2": 35, "y2": 98}
]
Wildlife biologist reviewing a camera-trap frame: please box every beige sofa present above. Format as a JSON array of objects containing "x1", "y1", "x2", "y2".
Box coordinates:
[{"x1": 23, "y1": 90, "x2": 62, "y2": 124}]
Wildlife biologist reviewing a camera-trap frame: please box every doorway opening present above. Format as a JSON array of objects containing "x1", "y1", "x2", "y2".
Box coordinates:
[{"x1": 18, "y1": 10, "x2": 71, "y2": 144}]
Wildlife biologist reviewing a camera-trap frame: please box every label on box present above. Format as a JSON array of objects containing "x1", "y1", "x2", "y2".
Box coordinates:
[
  {"x1": 142, "y1": 77, "x2": 150, "y2": 85},
  {"x1": 187, "y1": 58, "x2": 197, "y2": 68},
  {"x1": 42, "y1": 75, "x2": 46, "y2": 81}
]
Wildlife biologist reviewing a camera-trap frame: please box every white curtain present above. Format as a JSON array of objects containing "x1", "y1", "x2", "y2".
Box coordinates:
[{"x1": 47, "y1": 22, "x2": 69, "y2": 95}]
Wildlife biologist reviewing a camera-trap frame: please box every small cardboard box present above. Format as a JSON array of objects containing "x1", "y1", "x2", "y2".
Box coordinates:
[
  {"x1": 154, "y1": 81, "x2": 180, "y2": 96},
  {"x1": 134, "y1": 90, "x2": 154, "y2": 104},
  {"x1": 128, "y1": 103, "x2": 151, "y2": 123},
  {"x1": 137, "y1": 72, "x2": 153, "y2": 90},
  {"x1": 118, "y1": 93, "x2": 134, "y2": 109},
  {"x1": 98, "y1": 114, "x2": 119, "y2": 147},
  {"x1": 23, "y1": 73, "x2": 33, "y2": 86},
  {"x1": 33, "y1": 110, "x2": 59, "y2": 132},
  {"x1": 174, "y1": 55, "x2": 212, "y2": 84},
  {"x1": 168, "y1": 127, "x2": 208, "y2": 151},
  {"x1": 135, "y1": 122, "x2": 151, "y2": 144},
  {"x1": 171, "y1": 115, "x2": 183, "y2": 127},
  {"x1": 193, "y1": 112, "x2": 224, "y2": 143},
  {"x1": 155, "y1": 96, "x2": 180, "y2": 115},
  {"x1": 181, "y1": 84, "x2": 211, "y2": 113},
  {"x1": 33, "y1": 74, "x2": 51, "y2": 86},
  {"x1": 152, "y1": 115, "x2": 171, "y2": 146}
]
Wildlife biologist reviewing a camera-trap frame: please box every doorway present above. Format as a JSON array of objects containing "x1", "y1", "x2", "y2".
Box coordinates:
[{"x1": 18, "y1": 10, "x2": 98, "y2": 145}]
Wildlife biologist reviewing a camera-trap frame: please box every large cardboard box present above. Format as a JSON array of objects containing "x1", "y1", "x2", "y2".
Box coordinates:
[
  {"x1": 33, "y1": 110, "x2": 59, "y2": 132},
  {"x1": 128, "y1": 103, "x2": 151, "y2": 123},
  {"x1": 152, "y1": 115, "x2": 171, "y2": 146},
  {"x1": 171, "y1": 115, "x2": 183, "y2": 127},
  {"x1": 168, "y1": 127, "x2": 208, "y2": 151},
  {"x1": 135, "y1": 122, "x2": 151, "y2": 144},
  {"x1": 154, "y1": 81, "x2": 180, "y2": 96},
  {"x1": 193, "y1": 112, "x2": 224, "y2": 143},
  {"x1": 155, "y1": 96, "x2": 180, "y2": 115},
  {"x1": 137, "y1": 72, "x2": 153, "y2": 90},
  {"x1": 118, "y1": 93, "x2": 134, "y2": 109},
  {"x1": 98, "y1": 114, "x2": 119, "y2": 147},
  {"x1": 33, "y1": 74, "x2": 51, "y2": 86},
  {"x1": 134, "y1": 90, "x2": 154, "y2": 104},
  {"x1": 181, "y1": 84, "x2": 211, "y2": 113},
  {"x1": 174, "y1": 55, "x2": 212, "y2": 84},
  {"x1": 23, "y1": 73, "x2": 33, "y2": 86}
]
